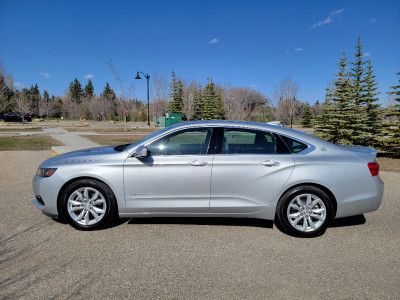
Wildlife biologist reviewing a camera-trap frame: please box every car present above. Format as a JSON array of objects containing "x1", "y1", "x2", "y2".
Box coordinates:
[
  {"x1": 0, "y1": 111, "x2": 32, "y2": 123},
  {"x1": 32, "y1": 121, "x2": 384, "y2": 237}
]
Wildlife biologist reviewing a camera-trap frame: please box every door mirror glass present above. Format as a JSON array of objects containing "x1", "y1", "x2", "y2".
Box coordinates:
[{"x1": 132, "y1": 145, "x2": 148, "y2": 158}]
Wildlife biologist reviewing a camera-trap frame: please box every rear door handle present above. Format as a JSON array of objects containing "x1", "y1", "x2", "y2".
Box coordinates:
[
  {"x1": 261, "y1": 160, "x2": 280, "y2": 167},
  {"x1": 189, "y1": 160, "x2": 208, "y2": 166}
]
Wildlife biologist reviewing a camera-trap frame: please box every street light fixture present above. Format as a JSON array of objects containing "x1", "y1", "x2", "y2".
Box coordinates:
[
  {"x1": 135, "y1": 71, "x2": 150, "y2": 127},
  {"x1": 290, "y1": 96, "x2": 296, "y2": 129}
]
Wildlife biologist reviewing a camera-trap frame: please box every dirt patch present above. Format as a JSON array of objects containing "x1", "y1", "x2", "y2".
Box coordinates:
[
  {"x1": 376, "y1": 157, "x2": 400, "y2": 173},
  {"x1": 64, "y1": 127, "x2": 156, "y2": 132},
  {"x1": 85, "y1": 135, "x2": 147, "y2": 145}
]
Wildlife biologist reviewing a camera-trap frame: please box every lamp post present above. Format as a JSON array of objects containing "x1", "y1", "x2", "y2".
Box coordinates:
[
  {"x1": 290, "y1": 96, "x2": 296, "y2": 129},
  {"x1": 135, "y1": 71, "x2": 150, "y2": 127}
]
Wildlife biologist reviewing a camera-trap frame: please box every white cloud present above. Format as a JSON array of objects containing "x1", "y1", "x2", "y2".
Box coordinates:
[
  {"x1": 209, "y1": 38, "x2": 219, "y2": 44},
  {"x1": 370, "y1": 18, "x2": 376, "y2": 23},
  {"x1": 363, "y1": 52, "x2": 371, "y2": 57},
  {"x1": 330, "y1": 8, "x2": 345, "y2": 16},
  {"x1": 250, "y1": 84, "x2": 258, "y2": 88},
  {"x1": 40, "y1": 72, "x2": 51, "y2": 78},
  {"x1": 294, "y1": 48, "x2": 305, "y2": 52},
  {"x1": 84, "y1": 74, "x2": 94, "y2": 79},
  {"x1": 14, "y1": 82, "x2": 26, "y2": 88},
  {"x1": 311, "y1": 8, "x2": 345, "y2": 29}
]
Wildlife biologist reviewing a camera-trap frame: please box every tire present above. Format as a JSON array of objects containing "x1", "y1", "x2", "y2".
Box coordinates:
[
  {"x1": 275, "y1": 185, "x2": 333, "y2": 237},
  {"x1": 60, "y1": 179, "x2": 117, "y2": 230}
]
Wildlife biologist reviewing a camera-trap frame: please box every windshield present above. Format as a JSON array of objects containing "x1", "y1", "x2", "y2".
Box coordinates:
[{"x1": 126, "y1": 127, "x2": 170, "y2": 151}]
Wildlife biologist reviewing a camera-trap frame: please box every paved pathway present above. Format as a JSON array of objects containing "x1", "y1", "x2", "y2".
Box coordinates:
[{"x1": 40, "y1": 127, "x2": 101, "y2": 155}]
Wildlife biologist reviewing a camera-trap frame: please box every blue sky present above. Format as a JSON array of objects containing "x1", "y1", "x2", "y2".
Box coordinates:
[{"x1": 1, "y1": 0, "x2": 399, "y2": 105}]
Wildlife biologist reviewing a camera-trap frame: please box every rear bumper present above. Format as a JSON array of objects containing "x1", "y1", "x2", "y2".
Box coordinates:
[{"x1": 335, "y1": 176, "x2": 384, "y2": 218}]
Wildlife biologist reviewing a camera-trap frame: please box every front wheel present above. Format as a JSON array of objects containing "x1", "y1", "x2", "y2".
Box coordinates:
[
  {"x1": 60, "y1": 179, "x2": 117, "y2": 230},
  {"x1": 275, "y1": 186, "x2": 333, "y2": 237}
]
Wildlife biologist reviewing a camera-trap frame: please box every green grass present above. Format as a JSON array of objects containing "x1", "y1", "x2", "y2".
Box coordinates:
[
  {"x1": 0, "y1": 136, "x2": 64, "y2": 151},
  {"x1": 0, "y1": 127, "x2": 44, "y2": 132}
]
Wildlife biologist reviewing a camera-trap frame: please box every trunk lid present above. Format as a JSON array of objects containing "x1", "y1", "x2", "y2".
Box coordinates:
[{"x1": 338, "y1": 144, "x2": 378, "y2": 161}]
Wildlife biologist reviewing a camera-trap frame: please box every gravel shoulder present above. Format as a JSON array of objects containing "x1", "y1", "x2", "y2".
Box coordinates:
[{"x1": 0, "y1": 151, "x2": 399, "y2": 299}]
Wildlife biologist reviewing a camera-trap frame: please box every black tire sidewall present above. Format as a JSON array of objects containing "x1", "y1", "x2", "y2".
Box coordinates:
[
  {"x1": 60, "y1": 179, "x2": 116, "y2": 230},
  {"x1": 276, "y1": 186, "x2": 333, "y2": 238}
]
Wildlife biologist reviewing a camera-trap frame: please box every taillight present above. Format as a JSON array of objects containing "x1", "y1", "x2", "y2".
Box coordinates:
[{"x1": 368, "y1": 162, "x2": 379, "y2": 176}]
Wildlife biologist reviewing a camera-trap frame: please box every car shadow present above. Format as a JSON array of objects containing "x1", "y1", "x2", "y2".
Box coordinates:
[
  {"x1": 124, "y1": 217, "x2": 274, "y2": 229},
  {"x1": 55, "y1": 213, "x2": 366, "y2": 232},
  {"x1": 328, "y1": 214, "x2": 366, "y2": 228},
  {"x1": 107, "y1": 214, "x2": 366, "y2": 231}
]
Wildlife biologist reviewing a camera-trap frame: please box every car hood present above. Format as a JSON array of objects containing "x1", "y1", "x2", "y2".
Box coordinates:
[{"x1": 44, "y1": 146, "x2": 120, "y2": 165}]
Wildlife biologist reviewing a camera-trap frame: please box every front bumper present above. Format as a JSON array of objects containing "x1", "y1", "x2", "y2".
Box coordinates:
[
  {"x1": 32, "y1": 197, "x2": 58, "y2": 219},
  {"x1": 32, "y1": 174, "x2": 65, "y2": 218}
]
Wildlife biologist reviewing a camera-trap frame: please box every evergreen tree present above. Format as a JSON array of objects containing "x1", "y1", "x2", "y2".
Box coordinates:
[
  {"x1": 68, "y1": 78, "x2": 84, "y2": 103},
  {"x1": 382, "y1": 71, "x2": 400, "y2": 157},
  {"x1": 363, "y1": 60, "x2": 382, "y2": 145},
  {"x1": 84, "y1": 79, "x2": 94, "y2": 98},
  {"x1": 201, "y1": 78, "x2": 225, "y2": 120},
  {"x1": 349, "y1": 37, "x2": 369, "y2": 145},
  {"x1": 0, "y1": 71, "x2": 15, "y2": 113},
  {"x1": 192, "y1": 84, "x2": 204, "y2": 120},
  {"x1": 203, "y1": 78, "x2": 217, "y2": 120},
  {"x1": 167, "y1": 71, "x2": 184, "y2": 116},
  {"x1": 30, "y1": 84, "x2": 41, "y2": 116},
  {"x1": 101, "y1": 82, "x2": 115, "y2": 101},
  {"x1": 316, "y1": 52, "x2": 354, "y2": 144},
  {"x1": 301, "y1": 102, "x2": 313, "y2": 127}
]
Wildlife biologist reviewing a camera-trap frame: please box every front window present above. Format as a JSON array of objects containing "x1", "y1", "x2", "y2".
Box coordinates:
[{"x1": 147, "y1": 128, "x2": 212, "y2": 156}]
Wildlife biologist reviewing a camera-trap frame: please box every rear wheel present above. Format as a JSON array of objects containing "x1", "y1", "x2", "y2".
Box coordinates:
[
  {"x1": 276, "y1": 186, "x2": 333, "y2": 237},
  {"x1": 60, "y1": 179, "x2": 117, "y2": 230}
]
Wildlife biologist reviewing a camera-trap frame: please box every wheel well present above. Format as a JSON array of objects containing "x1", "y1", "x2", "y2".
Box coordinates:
[
  {"x1": 57, "y1": 176, "x2": 119, "y2": 220},
  {"x1": 280, "y1": 183, "x2": 337, "y2": 217}
]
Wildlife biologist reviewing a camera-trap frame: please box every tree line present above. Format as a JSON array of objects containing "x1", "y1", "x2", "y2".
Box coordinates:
[
  {"x1": 297, "y1": 38, "x2": 399, "y2": 157},
  {"x1": 0, "y1": 37, "x2": 398, "y2": 156}
]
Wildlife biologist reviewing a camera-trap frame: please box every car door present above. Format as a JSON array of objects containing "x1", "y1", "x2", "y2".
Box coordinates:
[
  {"x1": 123, "y1": 127, "x2": 215, "y2": 214},
  {"x1": 210, "y1": 127, "x2": 295, "y2": 214}
]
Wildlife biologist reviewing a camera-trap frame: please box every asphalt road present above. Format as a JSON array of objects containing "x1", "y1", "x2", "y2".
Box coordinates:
[{"x1": 0, "y1": 151, "x2": 399, "y2": 299}]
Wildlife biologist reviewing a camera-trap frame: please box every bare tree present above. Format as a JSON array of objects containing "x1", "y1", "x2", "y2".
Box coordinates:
[
  {"x1": 274, "y1": 78, "x2": 299, "y2": 126},
  {"x1": 151, "y1": 72, "x2": 169, "y2": 117},
  {"x1": 14, "y1": 91, "x2": 32, "y2": 125},
  {"x1": 222, "y1": 87, "x2": 268, "y2": 121},
  {"x1": 0, "y1": 62, "x2": 13, "y2": 95},
  {"x1": 87, "y1": 96, "x2": 112, "y2": 120},
  {"x1": 107, "y1": 59, "x2": 126, "y2": 100},
  {"x1": 183, "y1": 79, "x2": 197, "y2": 121}
]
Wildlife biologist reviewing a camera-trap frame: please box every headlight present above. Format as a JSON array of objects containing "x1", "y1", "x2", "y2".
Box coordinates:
[{"x1": 36, "y1": 168, "x2": 57, "y2": 177}]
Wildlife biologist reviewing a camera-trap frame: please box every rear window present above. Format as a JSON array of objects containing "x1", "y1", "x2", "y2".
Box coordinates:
[
  {"x1": 222, "y1": 128, "x2": 291, "y2": 154},
  {"x1": 280, "y1": 135, "x2": 308, "y2": 153}
]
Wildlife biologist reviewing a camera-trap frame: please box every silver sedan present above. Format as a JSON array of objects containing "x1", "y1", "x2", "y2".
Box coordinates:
[{"x1": 32, "y1": 121, "x2": 384, "y2": 237}]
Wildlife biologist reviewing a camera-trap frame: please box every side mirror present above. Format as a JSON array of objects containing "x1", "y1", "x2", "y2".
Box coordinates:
[{"x1": 132, "y1": 145, "x2": 148, "y2": 158}]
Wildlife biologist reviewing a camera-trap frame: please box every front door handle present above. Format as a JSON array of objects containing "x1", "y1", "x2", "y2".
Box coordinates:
[
  {"x1": 189, "y1": 160, "x2": 208, "y2": 167},
  {"x1": 261, "y1": 160, "x2": 280, "y2": 167}
]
